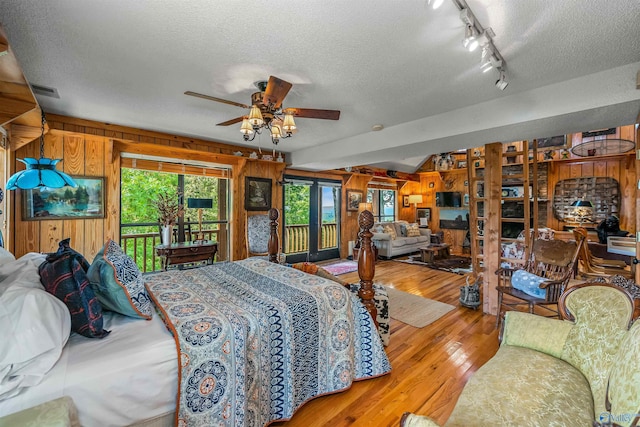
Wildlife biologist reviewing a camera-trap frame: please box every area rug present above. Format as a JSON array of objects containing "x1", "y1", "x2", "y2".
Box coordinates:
[
  {"x1": 323, "y1": 260, "x2": 359, "y2": 276},
  {"x1": 396, "y1": 255, "x2": 473, "y2": 275},
  {"x1": 386, "y1": 287, "x2": 455, "y2": 328}
]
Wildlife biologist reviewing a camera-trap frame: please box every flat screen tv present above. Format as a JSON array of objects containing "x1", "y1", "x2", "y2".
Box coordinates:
[{"x1": 436, "y1": 191, "x2": 462, "y2": 207}]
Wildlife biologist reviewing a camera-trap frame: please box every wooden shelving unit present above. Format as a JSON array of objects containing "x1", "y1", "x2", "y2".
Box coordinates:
[{"x1": 467, "y1": 141, "x2": 540, "y2": 315}]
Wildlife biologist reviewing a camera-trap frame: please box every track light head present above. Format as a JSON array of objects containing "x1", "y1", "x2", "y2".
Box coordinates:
[
  {"x1": 462, "y1": 25, "x2": 478, "y2": 51},
  {"x1": 495, "y1": 70, "x2": 509, "y2": 90}
]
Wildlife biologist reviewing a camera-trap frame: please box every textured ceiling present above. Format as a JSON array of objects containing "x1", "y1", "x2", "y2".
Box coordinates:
[{"x1": 1, "y1": 0, "x2": 639, "y2": 172}]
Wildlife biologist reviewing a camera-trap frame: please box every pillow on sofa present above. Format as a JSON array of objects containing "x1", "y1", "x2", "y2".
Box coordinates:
[
  {"x1": 87, "y1": 239, "x2": 152, "y2": 320},
  {"x1": 383, "y1": 225, "x2": 397, "y2": 240},
  {"x1": 511, "y1": 269, "x2": 547, "y2": 299},
  {"x1": 38, "y1": 238, "x2": 109, "y2": 339},
  {"x1": 406, "y1": 223, "x2": 421, "y2": 237}
]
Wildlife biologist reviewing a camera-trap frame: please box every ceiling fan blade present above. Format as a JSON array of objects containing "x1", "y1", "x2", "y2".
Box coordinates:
[
  {"x1": 185, "y1": 91, "x2": 250, "y2": 109},
  {"x1": 216, "y1": 116, "x2": 245, "y2": 126},
  {"x1": 262, "y1": 76, "x2": 292, "y2": 109},
  {"x1": 284, "y1": 108, "x2": 341, "y2": 120}
]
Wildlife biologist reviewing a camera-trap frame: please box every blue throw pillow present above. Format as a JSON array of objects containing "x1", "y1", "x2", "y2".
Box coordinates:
[
  {"x1": 39, "y1": 238, "x2": 110, "y2": 338},
  {"x1": 87, "y1": 239, "x2": 152, "y2": 320},
  {"x1": 511, "y1": 269, "x2": 548, "y2": 299}
]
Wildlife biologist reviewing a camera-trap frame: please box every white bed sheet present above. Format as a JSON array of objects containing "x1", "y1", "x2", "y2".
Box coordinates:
[{"x1": 0, "y1": 310, "x2": 177, "y2": 427}]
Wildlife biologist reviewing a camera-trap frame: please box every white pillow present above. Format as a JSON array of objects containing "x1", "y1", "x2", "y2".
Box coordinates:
[
  {"x1": 0, "y1": 285, "x2": 71, "y2": 401},
  {"x1": 0, "y1": 253, "x2": 47, "y2": 296},
  {"x1": 0, "y1": 247, "x2": 15, "y2": 263}
]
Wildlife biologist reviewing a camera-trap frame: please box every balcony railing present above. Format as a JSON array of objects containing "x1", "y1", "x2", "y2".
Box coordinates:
[
  {"x1": 120, "y1": 221, "x2": 337, "y2": 271},
  {"x1": 284, "y1": 223, "x2": 337, "y2": 254},
  {"x1": 121, "y1": 222, "x2": 221, "y2": 273}
]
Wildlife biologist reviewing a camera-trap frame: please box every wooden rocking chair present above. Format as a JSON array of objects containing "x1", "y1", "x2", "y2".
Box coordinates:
[{"x1": 495, "y1": 235, "x2": 585, "y2": 329}]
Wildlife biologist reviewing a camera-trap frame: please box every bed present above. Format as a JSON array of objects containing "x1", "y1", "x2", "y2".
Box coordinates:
[{"x1": 0, "y1": 210, "x2": 389, "y2": 426}]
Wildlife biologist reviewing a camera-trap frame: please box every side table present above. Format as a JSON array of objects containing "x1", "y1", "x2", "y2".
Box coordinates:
[{"x1": 155, "y1": 240, "x2": 218, "y2": 271}]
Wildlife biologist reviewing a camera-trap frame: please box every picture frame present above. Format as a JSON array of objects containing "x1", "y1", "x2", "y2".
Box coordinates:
[
  {"x1": 529, "y1": 135, "x2": 566, "y2": 149},
  {"x1": 457, "y1": 160, "x2": 467, "y2": 169},
  {"x1": 402, "y1": 195, "x2": 410, "y2": 208},
  {"x1": 346, "y1": 190, "x2": 363, "y2": 211},
  {"x1": 416, "y1": 207, "x2": 431, "y2": 222},
  {"x1": 22, "y1": 176, "x2": 105, "y2": 220},
  {"x1": 439, "y1": 208, "x2": 470, "y2": 230},
  {"x1": 245, "y1": 176, "x2": 272, "y2": 211}
]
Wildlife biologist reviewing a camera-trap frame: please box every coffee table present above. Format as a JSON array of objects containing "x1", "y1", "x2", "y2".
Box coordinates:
[{"x1": 419, "y1": 244, "x2": 450, "y2": 263}]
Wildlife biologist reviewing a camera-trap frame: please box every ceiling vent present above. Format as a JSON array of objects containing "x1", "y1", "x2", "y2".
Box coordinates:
[{"x1": 31, "y1": 84, "x2": 60, "y2": 98}]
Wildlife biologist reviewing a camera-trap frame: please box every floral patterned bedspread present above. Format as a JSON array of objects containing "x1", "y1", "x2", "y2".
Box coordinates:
[{"x1": 145, "y1": 258, "x2": 391, "y2": 426}]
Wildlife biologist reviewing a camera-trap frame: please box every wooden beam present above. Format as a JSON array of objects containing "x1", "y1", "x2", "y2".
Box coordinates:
[
  {"x1": 112, "y1": 140, "x2": 245, "y2": 167},
  {"x1": 8, "y1": 123, "x2": 41, "y2": 151}
]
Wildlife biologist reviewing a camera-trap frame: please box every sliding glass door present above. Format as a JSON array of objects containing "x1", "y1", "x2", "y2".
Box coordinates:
[{"x1": 283, "y1": 177, "x2": 341, "y2": 263}]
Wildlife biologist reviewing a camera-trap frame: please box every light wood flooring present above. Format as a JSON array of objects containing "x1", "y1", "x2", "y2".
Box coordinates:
[{"x1": 272, "y1": 258, "x2": 500, "y2": 427}]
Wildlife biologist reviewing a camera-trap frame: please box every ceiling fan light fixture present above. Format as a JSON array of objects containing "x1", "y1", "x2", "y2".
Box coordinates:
[
  {"x1": 271, "y1": 124, "x2": 282, "y2": 140},
  {"x1": 248, "y1": 105, "x2": 264, "y2": 127},
  {"x1": 282, "y1": 113, "x2": 296, "y2": 132},
  {"x1": 240, "y1": 118, "x2": 254, "y2": 135}
]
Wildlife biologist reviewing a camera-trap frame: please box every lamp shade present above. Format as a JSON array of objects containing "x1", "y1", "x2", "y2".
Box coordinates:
[
  {"x1": 187, "y1": 198, "x2": 213, "y2": 209},
  {"x1": 408, "y1": 194, "x2": 423, "y2": 204},
  {"x1": 571, "y1": 200, "x2": 593, "y2": 208},
  {"x1": 6, "y1": 158, "x2": 78, "y2": 190}
]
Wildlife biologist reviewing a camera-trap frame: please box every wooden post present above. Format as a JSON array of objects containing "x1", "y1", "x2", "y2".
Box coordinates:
[
  {"x1": 483, "y1": 142, "x2": 503, "y2": 315},
  {"x1": 268, "y1": 208, "x2": 280, "y2": 263},
  {"x1": 357, "y1": 210, "x2": 378, "y2": 326}
]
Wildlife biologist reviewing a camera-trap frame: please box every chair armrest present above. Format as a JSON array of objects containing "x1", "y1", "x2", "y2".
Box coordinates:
[
  {"x1": 501, "y1": 311, "x2": 573, "y2": 358},
  {"x1": 419, "y1": 229, "x2": 431, "y2": 237},
  {"x1": 400, "y1": 412, "x2": 442, "y2": 427},
  {"x1": 372, "y1": 233, "x2": 391, "y2": 241}
]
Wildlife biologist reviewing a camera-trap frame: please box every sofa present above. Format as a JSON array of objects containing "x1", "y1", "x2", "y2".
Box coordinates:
[
  {"x1": 371, "y1": 221, "x2": 431, "y2": 259},
  {"x1": 401, "y1": 282, "x2": 640, "y2": 427}
]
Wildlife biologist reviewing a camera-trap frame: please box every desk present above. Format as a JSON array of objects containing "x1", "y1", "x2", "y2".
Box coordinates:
[
  {"x1": 419, "y1": 244, "x2": 450, "y2": 263},
  {"x1": 155, "y1": 241, "x2": 217, "y2": 271}
]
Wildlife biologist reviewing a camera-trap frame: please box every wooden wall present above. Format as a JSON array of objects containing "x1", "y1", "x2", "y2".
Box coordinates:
[{"x1": 7, "y1": 115, "x2": 287, "y2": 261}]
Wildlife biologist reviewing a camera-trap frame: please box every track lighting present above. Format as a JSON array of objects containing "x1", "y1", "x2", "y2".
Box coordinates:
[
  {"x1": 462, "y1": 25, "x2": 478, "y2": 51},
  {"x1": 495, "y1": 69, "x2": 508, "y2": 90}
]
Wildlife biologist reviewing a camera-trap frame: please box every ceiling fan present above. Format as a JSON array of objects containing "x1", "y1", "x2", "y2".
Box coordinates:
[{"x1": 185, "y1": 76, "x2": 340, "y2": 145}]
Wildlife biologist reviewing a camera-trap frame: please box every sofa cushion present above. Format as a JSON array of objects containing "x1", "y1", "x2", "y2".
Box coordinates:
[
  {"x1": 406, "y1": 223, "x2": 421, "y2": 237},
  {"x1": 383, "y1": 225, "x2": 397, "y2": 240},
  {"x1": 416, "y1": 236, "x2": 430, "y2": 243},
  {"x1": 446, "y1": 345, "x2": 594, "y2": 427}
]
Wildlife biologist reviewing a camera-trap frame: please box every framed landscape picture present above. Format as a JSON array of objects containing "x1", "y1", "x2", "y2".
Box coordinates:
[
  {"x1": 22, "y1": 176, "x2": 105, "y2": 220},
  {"x1": 245, "y1": 176, "x2": 272, "y2": 211},
  {"x1": 346, "y1": 190, "x2": 363, "y2": 211},
  {"x1": 417, "y1": 207, "x2": 431, "y2": 222}
]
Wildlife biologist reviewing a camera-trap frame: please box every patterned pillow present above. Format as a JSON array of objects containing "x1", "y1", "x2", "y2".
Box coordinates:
[
  {"x1": 87, "y1": 239, "x2": 152, "y2": 320},
  {"x1": 383, "y1": 225, "x2": 397, "y2": 240},
  {"x1": 39, "y1": 238, "x2": 110, "y2": 338},
  {"x1": 511, "y1": 269, "x2": 547, "y2": 299},
  {"x1": 406, "y1": 223, "x2": 421, "y2": 237}
]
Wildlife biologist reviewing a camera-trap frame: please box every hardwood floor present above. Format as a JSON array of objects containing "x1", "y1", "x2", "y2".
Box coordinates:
[{"x1": 272, "y1": 259, "x2": 500, "y2": 427}]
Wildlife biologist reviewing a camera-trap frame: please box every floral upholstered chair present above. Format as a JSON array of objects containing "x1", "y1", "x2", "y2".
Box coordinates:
[{"x1": 400, "y1": 282, "x2": 640, "y2": 427}]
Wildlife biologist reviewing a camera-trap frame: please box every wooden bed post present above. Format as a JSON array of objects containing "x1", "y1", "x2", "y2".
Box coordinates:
[
  {"x1": 268, "y1": 208, "x2": 280, "y2": 263},
  {"x1": 357, "y1": 210, "x2": 378, "y2": 326}
]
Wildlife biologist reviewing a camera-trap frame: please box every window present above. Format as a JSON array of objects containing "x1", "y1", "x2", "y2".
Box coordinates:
[{"x1": 367, "y1": 189, "x2": 396, "y2": 222}]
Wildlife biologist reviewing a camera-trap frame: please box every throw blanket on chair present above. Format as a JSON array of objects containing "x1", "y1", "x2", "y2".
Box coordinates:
[{"x1": 145, "y1": 259, "x2": 391, "y2": 426}]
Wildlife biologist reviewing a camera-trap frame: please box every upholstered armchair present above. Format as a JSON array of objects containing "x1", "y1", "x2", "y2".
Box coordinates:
[{"x1": 401, "y1": 282, "x2": 640, "y2": 427}]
